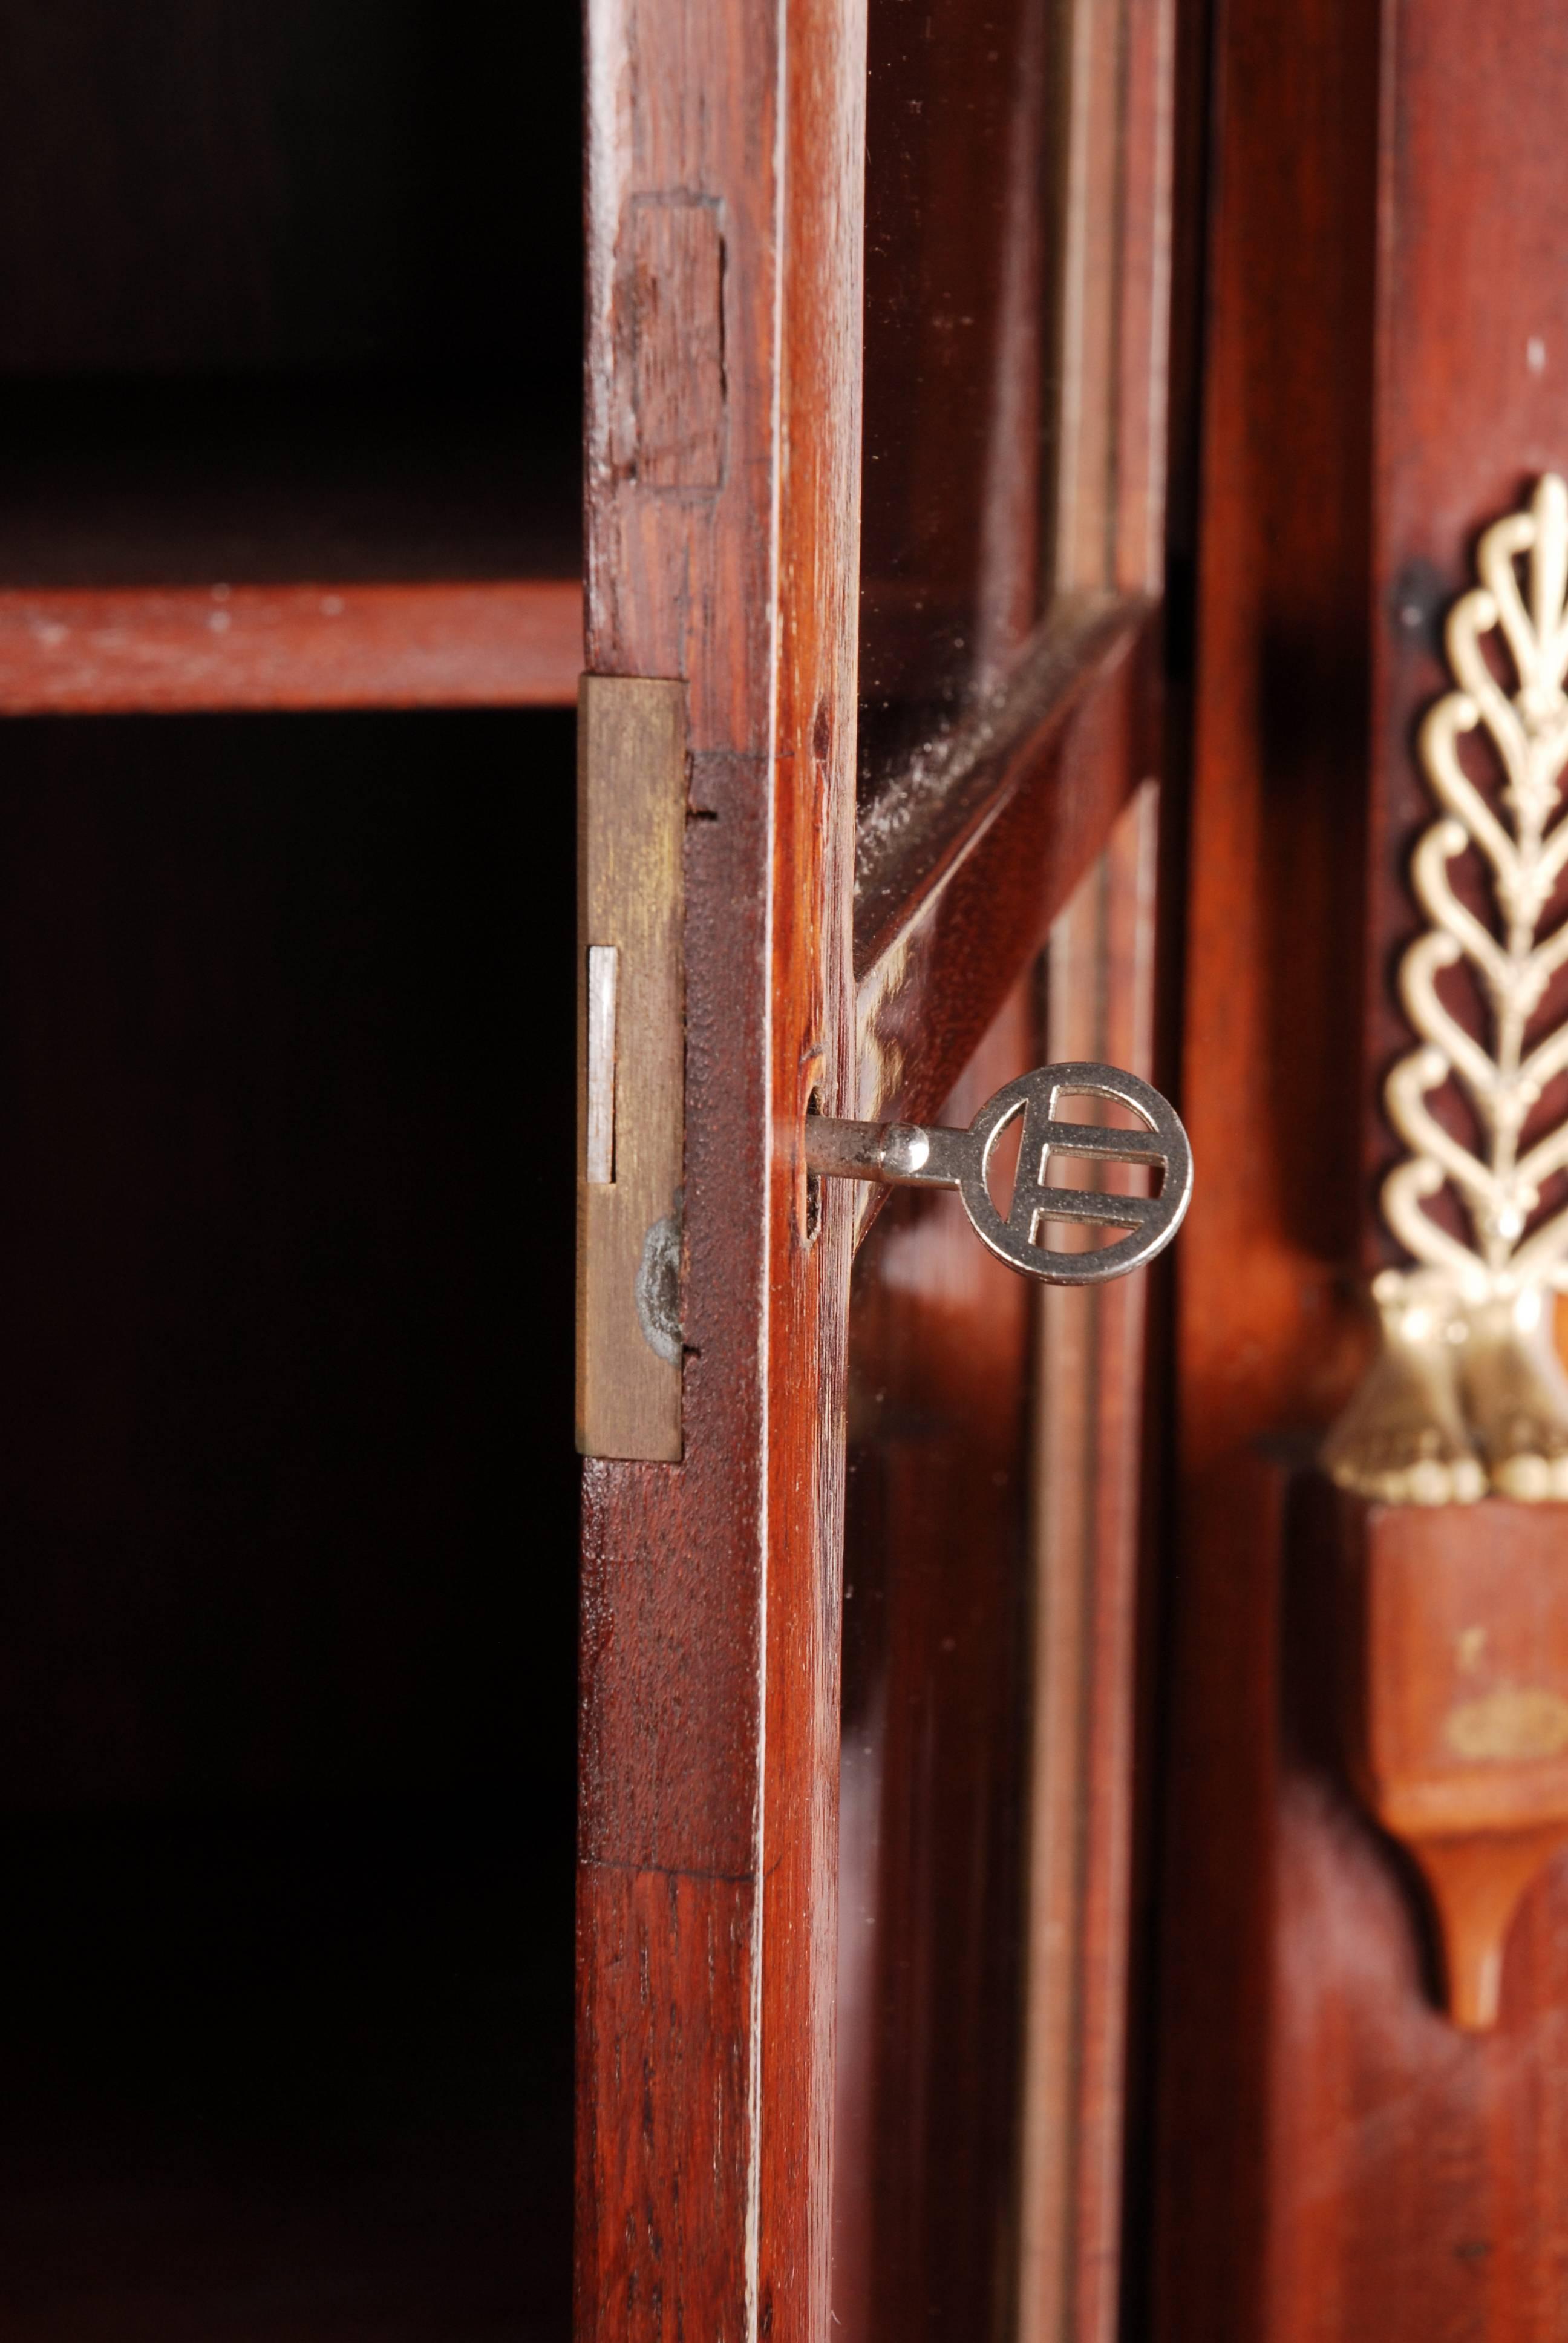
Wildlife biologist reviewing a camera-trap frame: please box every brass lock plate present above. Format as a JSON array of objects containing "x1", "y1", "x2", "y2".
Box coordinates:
[{"x1": 576, "y1": 675, "x2": 685, "y2": 1462}]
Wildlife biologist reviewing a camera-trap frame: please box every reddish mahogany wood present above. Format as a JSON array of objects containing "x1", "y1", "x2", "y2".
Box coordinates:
[
  {"x1": 834, "y1": 792, "x2": 1167, "y2": 2343},
  {"x1": 1338, "y1": 1499, "x2": 1568, "y2": 2029},
  {"x1": 1160, "y1": 0, "x2": 1568, "y2": 2333},
  {"x1": 855, "y1": 606, "x2": 1157, "y2": 1133},
  {"x1": 579, "y1": 0, "x2": 1178, "y2": 2330},
  {"x1": 1111, "y1": 0, "x2": 1177, "y2": 597},
  {"x1": 1364, "y1": 2, "x2": 1568, "y2": 1236},
  {"x1": 1056, "y1": 0, "x2": 1176, "y2": 600},
  {"x1": 832, "y1": 978, "x2": 1037, "y2": 2343},
  {"x1": 0, "y1": 582, "x2": 581, "y2": 713},
  {"x1": 834, "y1": 729, "x2": 1171, "y2": 2343},
  {"x1": 576, "y1": 3, "x2": 863, "y2": 2340},
  {"x1": 1019, "y1": 786, "x2": 1165, "y2": 2343},
  {"x1": 1156, "y1": 0, "x2": 1380, "y2": 2324},
  {"x1": 754, "y1": 7, "x2": 867, "y2": 2327},
  {"x1": 1165, "y1": 1462, "x2": 1568, "y2": 2341}
]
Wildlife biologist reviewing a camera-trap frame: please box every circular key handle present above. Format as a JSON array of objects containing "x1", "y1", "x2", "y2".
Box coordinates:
[
  {"x1": 804, "y1": 1061, "x2": 1191, "y2": 1285},
  {"x1": 959, "y1": 1061, "x2": 1191, "y2": 1285}
]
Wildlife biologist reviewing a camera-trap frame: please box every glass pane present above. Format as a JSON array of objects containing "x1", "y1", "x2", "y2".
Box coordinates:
[
  {"x1": 858, "y1": 0, "x2": 1061, "y2": 808},
  {"x1": 832, "y1": 980, "x2": 1038, "y2": 2343}
]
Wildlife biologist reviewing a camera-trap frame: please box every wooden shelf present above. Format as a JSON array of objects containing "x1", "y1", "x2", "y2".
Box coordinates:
[
  {"x1": 0, "y1": 380, "x2": 582, "y2": 712},
  {"x1": 0, "y1": 580, "x2": 580, "y2": 714}
]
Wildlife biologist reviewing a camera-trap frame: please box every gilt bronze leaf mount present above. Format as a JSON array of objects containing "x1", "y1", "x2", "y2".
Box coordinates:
[{"x1": 1327, "y1": 475, "x2": 1568, "y2": 1503}]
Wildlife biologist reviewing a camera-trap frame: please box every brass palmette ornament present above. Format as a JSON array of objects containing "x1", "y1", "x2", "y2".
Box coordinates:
[{"x1": 1327, "y1": 474, "x2": 1568, "y2": 1503}]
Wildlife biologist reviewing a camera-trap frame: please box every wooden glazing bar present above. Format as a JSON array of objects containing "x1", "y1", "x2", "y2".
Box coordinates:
[{"x1": 856, "y1": 608, "x2": 1158, "y2": 1150}]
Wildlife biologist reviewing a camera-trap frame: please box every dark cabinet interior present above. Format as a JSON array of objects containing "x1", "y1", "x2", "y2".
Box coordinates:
[
  {"x1": 0, "y1": 711, "x2": 577, "y2": 2337},
  {"x1": 0, "y1": 0, "x2": 582, "y2": 588},
  {"x1": 0, "y1": 5, "x2": 581, "y2": 2332}
]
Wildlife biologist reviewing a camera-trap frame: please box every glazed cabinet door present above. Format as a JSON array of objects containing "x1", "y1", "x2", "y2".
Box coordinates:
[{"x1": 575, "y1": 2, "x2": 1181, "y2": 2337}]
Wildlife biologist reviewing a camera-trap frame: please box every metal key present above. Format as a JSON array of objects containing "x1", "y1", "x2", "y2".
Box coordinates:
[{"x1": 806, "y1": 1061, "x2": 1192, "y2": 1286}]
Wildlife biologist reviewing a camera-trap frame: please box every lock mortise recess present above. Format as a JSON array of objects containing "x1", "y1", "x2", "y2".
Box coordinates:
[{"x1": 576, "y1": 675, "x2": 685, "y2": 1461}]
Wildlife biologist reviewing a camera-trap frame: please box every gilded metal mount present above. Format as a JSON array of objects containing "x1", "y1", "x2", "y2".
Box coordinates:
[{"x1": 1326, "y1": 475, "x2": 1568, "y2": 1504}]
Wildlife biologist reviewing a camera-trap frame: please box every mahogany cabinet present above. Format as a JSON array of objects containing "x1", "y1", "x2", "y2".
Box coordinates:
[
  {"x1": 576, "y1": 0, "x2": 1178, "y2": 2338},
  {"x1": 580, "y1": 0, "x2": 1568, "y2": 2334},
  {"x1": 5, "y1": 0, "x2": 1566, "y2": 2337},
  {"x1": 1161, "y1": 0, "x2": 1568, "y2": 2335}
]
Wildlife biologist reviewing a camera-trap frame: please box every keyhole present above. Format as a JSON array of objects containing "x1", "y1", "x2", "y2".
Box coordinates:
[{"x1": 804, "y1": 1088, "x2": 824, "y2": 1242}]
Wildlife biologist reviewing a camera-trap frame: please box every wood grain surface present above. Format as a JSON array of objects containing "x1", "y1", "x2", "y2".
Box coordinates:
[
  {"x1": 1158, "y1": 0, "x2": 1568, "y2": 2333},
  {"x1": 1156, "y1": 0, "x2": 1380, "y2": 2322},
  {"x1": 578, "y1": 0, "x2": 1178, "y2": 2327},
  {"x1": 831, "y1": 976, "x2": 1037, "y2": 2343},
  {"x1": 1338, "y1": 1498, "x2": 1568, "y2": 2029},
  {"x1": 1364, "y1": 0, "x2": 1568, "y2": 1238},
  {"x1": 576, "y1": 0, "x2": 864, "y2": 2335},
  {"x1": 831, "y1": 794, "x2": 1168, "y2": 2343},
  {"x1": 1020, "y1": 783, "x2": 1163, "y2": 2343},
  {"x1": 1056, "y1": 0, "x2": 1175, "y2": 598},
  {"x1": 0, "y1": 582, "x2": 582, "y2": 713}
]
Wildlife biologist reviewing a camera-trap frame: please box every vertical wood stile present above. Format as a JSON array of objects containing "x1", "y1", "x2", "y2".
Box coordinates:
[{"x1": 577, "y1": 0, "x2": 864, "y2": 2336}]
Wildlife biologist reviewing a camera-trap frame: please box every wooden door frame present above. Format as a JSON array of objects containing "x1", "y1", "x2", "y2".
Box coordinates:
[
  {"x1": 577, "y1": 3, "x2": 1179, "y2": 2336},
  {"x1": 577, "y1": 2, "x2": 863, "y2": 2335}
]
